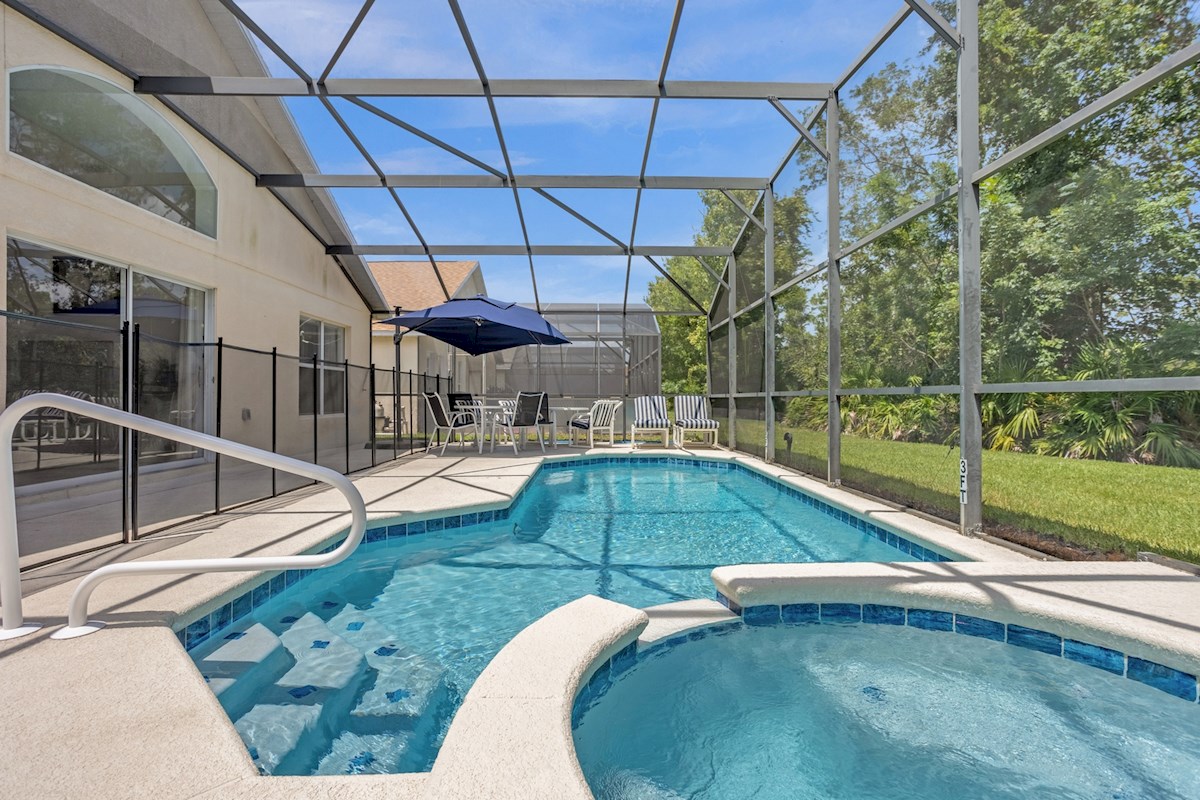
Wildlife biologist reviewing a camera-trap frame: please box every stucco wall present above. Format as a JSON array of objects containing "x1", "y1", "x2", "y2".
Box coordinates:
[{"x1": 1, "y1": 9, "x2": 372, "y2": 449}]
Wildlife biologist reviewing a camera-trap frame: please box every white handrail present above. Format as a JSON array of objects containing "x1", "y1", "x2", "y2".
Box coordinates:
[{"x1": 0, "y1": 393, "x2": 367, "y2": 640}]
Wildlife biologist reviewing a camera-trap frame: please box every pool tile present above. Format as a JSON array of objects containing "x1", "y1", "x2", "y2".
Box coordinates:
[
  {"x1": 907, "y1": 609, "x2": 953, "y2": 632},
  {"x1": 231, "y1": 593, "x2": 252, "y2": 622},
  {"x1": 1007, "y1": 625, "x2": 1063, "y2": 656},
  {"x1": 715, "y1": 592, "x2": 742, "y2": 615},
  {"x1": 387, "y1": 523, "x2": 407, "y2": 538},
  {"x1": 611, "y1": 642, "x2": 638, "y2": 676},
  {"x1": 365, "y1": 527, "x2": 386, "y2": 543},
  {"x1": 251, "y1": 582, "x2": 270, "y2": 608},
  {"x1": 386, "y1": 689, "x2": 411, "y2": 703},
  {"x1": 269, "y1": 573, "x2": 285, "y2": 596},
  {"x1": 224, "y1": 631, "x2": 246, "y2": 641},
  {"x1": 346, "y1": 621, "x2": 364, "y2": 632},
  {"x1": 743, "y1": 605, "x2": 781, "y2": 626},
  {"x1": 285, "y1": 569, "x2": 300, "y2": 587},
  {"x1": 954, "y1": 614, "x2": 1005, "y2": 641},
  {"x1": 427, "y1": 518, "x2": 444, "y2": 532},
  {"x1": 310, "y1": 640, "x2": 329, "y2": 650},
  {"x1": 781, "y1": 603, "x2": 819, "y2": 625},
  {"x1": 185, "y1": 617, "x2": 210, "y2": 649},
  {"x1": 374, "y1": 646, "x2": 398, "y2": 657},
  {"x1": 1064, "y1": 640, "x2": 1125, "y2": 675},
  {"x1": 461, "y1": 512, "x2": 478, "y2": 527},
  {"x1": 211, "y1": 603, "x2": 232, "y2": 633},
  {"x1": 863, "y1": 604, "x2": 905, "y2": 626},
  {"x1": 1127, "y1": 658, "x2": 1198, "y2": 701},
  {"x1": 820, "y1": 603, "x2": 862, "y2": 625},
  {"x1": 479, "y1": 510, "x2": 494, "y2": 523},
  {"x1": 288, "y1": 685, "x2": 317, "y2": 699},
  {"x1": 408, "y1": 520, "x2": 426, "y2": 535},
  {"x1": 444, "y1": 515, "x2": 461, "y2": 529}
]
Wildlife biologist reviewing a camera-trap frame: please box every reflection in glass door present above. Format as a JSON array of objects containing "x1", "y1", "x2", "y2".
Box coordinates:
[{"x1": 132, "y1": 273, "x2": 207, "y2": 465}]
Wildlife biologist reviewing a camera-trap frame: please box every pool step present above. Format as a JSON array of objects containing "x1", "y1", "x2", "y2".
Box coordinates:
[
  {"x1": 193, "y1": 622, "x2": 289, "y2": 717},
  {"x1": 327, "y1": 609, "x2": 450, "y2": 730},
  {"x1": 313, "y1": 728, "x2": 416, "y2": 776},
  {"x1": 276, "y1": 613, "x2": 366, "y2": 694},
  {"x1": 234, "y1": 702, "x2": 323, "y2": 775},
  {"x1": 233, "y1": 613, "x2": 370, "y2": 774}
]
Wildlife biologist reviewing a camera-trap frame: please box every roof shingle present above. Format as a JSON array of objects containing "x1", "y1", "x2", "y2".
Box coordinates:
[{"x1": 369, "y1": 261, "x2": 480, "y2": 332}]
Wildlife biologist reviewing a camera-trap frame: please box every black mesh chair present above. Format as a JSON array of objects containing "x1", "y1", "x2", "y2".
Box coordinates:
[
  {"x1": 422, "y1": 392, "x2": 476, "y2": 455},
  {"x1": 491, "y1": 391, "x2": 546, "y2": 454},
  {"x1": 447, "y1": 392, "x2": 477, "y2": 426}
]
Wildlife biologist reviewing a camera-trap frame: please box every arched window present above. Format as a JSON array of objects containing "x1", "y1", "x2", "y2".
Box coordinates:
[{"x1": 8, "y1": 67, "x2": 217, "y2": 237}]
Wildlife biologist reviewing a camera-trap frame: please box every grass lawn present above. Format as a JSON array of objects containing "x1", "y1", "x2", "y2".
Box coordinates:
[{"x1": 732, "y1": 419, "x2": 1200, "y2": 563}]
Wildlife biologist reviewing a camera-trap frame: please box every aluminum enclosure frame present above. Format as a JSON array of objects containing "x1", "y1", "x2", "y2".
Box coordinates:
[{"x1": 4, "y1": 0, "x2": 1198, "y2": 538}]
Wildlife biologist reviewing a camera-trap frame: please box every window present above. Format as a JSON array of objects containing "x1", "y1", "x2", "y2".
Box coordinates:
[
  {"x1": 299, "y1": 317, "x2": 346, "y2": 415},
  {"x1": 5, "y1": 236, "x2": 211, "y2": 480},
  {"x1": 8, "y1": 67, "x2": 217, "y2": 236}
]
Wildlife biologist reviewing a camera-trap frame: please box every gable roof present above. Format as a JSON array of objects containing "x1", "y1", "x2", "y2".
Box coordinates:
[{"x1": 370, "y1": 261, "x2": 481, "y2": 332}]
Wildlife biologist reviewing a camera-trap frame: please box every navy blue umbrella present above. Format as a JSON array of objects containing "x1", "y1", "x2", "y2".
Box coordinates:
[{"x1": 381, "y1": 295, "x2": 571, "y2": 356}]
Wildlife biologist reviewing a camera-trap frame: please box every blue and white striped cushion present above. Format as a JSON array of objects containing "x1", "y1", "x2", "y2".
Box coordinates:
[
  {"x1": 633, "y1": 395, "x2": 669, "y2": 427},
  {"x1": 674, "y1": 417, "x2": 719, "y2": 429}
]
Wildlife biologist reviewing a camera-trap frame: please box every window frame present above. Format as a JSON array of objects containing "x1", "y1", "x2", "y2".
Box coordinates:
[
  {"x1": 299, "y1": 316, "x2": 347, "y2": 417},
  {"x1": 6, "y1": 65, "x2": 218, "y2": 239}
]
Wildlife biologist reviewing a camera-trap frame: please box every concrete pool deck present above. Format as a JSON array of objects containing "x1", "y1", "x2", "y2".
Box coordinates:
[{"x1": 1, "y1": 445, "x2": 1198, "y2": 799}]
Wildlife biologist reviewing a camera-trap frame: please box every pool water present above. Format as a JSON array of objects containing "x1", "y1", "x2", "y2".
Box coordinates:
[
  {"x1": 573, "y1": 624, "x2": 1200, "y2": 800},
  {"x1": 190, "y1": 461, "x2": 920, "y2": 775}
]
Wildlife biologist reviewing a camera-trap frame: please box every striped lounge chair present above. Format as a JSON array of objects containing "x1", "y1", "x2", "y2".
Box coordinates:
[
  {"x1": 672, "y1": 395, "x2": 720, "y2": 449},
  {"x1": 569, "y1": 399, "x2": 622, "y2": 448},
  {"x1": 631, "y1": 395, "x2": 670, "y2": 449}
]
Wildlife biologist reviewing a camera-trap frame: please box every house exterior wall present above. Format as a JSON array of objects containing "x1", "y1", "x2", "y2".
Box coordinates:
[{"x1": 0, "y1": 8, "x2": 372, "y2": 451}]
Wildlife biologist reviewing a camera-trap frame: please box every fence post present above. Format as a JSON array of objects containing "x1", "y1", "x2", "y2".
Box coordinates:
[
  {"x1": 408, "y1": 370, "x2": 414, "y2": 454},
  {"x1": 343, "y1": 358, "x2": 351, "y2": 475},
  {"x1": 392, "y1": 365, "x2": 398, "y2": 461},
  {"x1": 215, "y1": 337, "x2": 224, "y2": 514},
  {"x1": 129, "y1": 323, "x2": 141, "y2": 540},
  {"x1": 271, "y1": 347, "x2": 278, "y2": 498},
  {"x1": 369, "y1": 364, "x2": 377, "y2": 468},
  {"x1": 311, "y1": 354, "x2": 319, "y2": 480},
  {"x1": 120, "y1": 321, "x2": 131, "y2": 543}
]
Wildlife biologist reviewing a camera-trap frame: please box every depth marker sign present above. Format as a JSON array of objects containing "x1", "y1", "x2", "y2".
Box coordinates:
[{"x1": 959, "y1": 459, "x2": 968, "y2": 505}]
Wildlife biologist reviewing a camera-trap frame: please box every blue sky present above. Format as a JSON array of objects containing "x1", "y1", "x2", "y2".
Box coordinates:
[{"x1": 238, "y1": 0, "x2": 939, "y2": 304}]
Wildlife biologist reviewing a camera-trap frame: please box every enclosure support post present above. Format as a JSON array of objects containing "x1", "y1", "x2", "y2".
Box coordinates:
[
  {"x1": 763, "y1": 184, "x2": 776, "y2": 462},
  {"x1": 957, "y1": 0, "x2": 984, "y2": 534},
  {"x1": 726, "y1": 254, "x2": 738, "y2": 449},
  {"x1": 826, "y1": 90, "x2": 842, "y2": 485}
]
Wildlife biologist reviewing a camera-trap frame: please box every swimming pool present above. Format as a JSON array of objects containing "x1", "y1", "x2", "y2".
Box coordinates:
[
  {"x1": 573, "y1": 621, "x2": 1200, "y2": 800},
  {"x1": 186, "y1": 458, "x2": 946, "y2": 776}
]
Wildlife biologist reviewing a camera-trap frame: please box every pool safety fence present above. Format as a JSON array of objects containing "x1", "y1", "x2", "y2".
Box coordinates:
[{"x1": 2, "y1": 309, "x2": 449, "y2": 570}]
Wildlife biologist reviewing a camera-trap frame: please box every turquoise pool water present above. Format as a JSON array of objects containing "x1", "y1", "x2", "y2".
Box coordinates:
[
  {"x1": 573, "y1": 624, "x2": 1200, "y2": 800},
  {"x1": 189, "y1": 460, "x2": 924, "y2": 775}
]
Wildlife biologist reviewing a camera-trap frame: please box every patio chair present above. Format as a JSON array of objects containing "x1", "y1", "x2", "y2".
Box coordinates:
[
  {"x1": 569, "y1": 399, "x2": 622, "y2": 448},
  {"x1": 672, "y1": 395, "x2": 720, "y2": 449},
  {"x1": 447, "y1": 393, "x2": 477, "y2": 426},
  {"x1": 491, "y1": 391, "x2": 546, "y2": 454},
  {"x1": 422, "y1": 391, "x2": 476, "y2": 455},
  {"x1": 534, "y1": 392, "x2": 557, "y2": 449},
  {"x1": 631, "y1": 395, "x2": 670, "y2": 449}
]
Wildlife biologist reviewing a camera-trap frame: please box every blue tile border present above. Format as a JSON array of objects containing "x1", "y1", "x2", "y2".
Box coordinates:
[
  {"x1": 703, "y1": 598, "x2": 1200, "y2": 708},
  {"x1": 178, "y1": 454, "x2": 953, "y2": 651}
]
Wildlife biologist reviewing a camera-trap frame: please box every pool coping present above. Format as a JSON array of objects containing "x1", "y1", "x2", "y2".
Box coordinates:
[{"x1": 5, "y1": 447, "x2": 1196, "y2": 800}]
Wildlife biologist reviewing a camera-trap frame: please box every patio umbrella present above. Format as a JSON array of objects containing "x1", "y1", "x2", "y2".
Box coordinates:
[{"x1": 380, "y1": 295, "x2": 571, "y2": 356}]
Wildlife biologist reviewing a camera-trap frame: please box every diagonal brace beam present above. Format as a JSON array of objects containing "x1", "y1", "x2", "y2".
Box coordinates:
[{"x1": 904, "y1": 0, "x2": 960, "y2": 50}]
